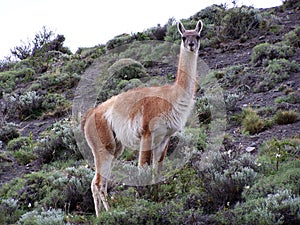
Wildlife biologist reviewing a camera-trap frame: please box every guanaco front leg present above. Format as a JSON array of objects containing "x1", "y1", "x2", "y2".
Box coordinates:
[{"x1": 139, "y1": 133, "x2": 152, "y2": 167}]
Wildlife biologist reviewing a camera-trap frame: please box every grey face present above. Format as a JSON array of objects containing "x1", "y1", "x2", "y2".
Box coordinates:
[
  {"x1": 178, "y1": 20, "x2": 203, "y2": 52},
  {"x1": 181, "y1": 31, "x2": 201, "y2": 52}
]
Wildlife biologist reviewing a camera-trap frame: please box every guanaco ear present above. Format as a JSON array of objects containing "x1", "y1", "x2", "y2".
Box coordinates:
[
  {"x1": 177, "y1": 21, "x2": 185, "y2": 36},
  {"x1": 195, "y1": 20, "x2": 203, "y2": 35}
]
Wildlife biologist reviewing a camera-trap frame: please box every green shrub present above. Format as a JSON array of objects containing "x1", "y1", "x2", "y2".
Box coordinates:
[
  {"x1": 0, "y1": 122, "x2": 19, "y2": 143},
  {"x1": 109, "y1": 58, "x2": 146, "y2": 80},
  {"x1": 242, "y1": 160, "x2": 300, "y2": 200},
  {"x1": 6, "y1": 136, "x2": 33, "y2": 152},
  {"x1": 282, "y1": 26, "x2": 300, "y2": 48},
  {"x1": 256, "y1": 59, "x2": 299, "y2": 92},
  {"x1": 38, "y1": 72, "x2": 80, "y2": 92},
  {"x1": 97, "y1": 59, "x2": 147, "y2": 103},
  {"x1": 41, "y1": 93, "x2": 71, "y2": 117},
  {"x1": 265, "y1": 58, "x2": 299, "y2": 82},
  {"x1": 2, "y1": 91, "x2": 44, "y2": 120},
  {"x1": 258, "y1": 138, "x2": 298, "y2": 172},
  {"x1": 1, "y1": 164, "x2": 94, "y2": 214},
  {"x1": 0, "y1": 71, "x2": 17, "y2": 94},
  {"x1": 18, "y1": 91, "x2": 43, "y2": 119},
  {"x1": 35, "y1": 118, "x2": 81, "y2": 163},
  {"x1": 219, "y1": 6, "x2": 260, "y2": 40},
  {"x1": 251, "y1": 42, "x2": 294, "y2": 65},
  {"x1": 274, "y1": 110, "x2": 298, "y2": 125},
  {"x1": 282, "y1": 0, "x2": 300, "y2": 10},
  {"x1": 193, "y1": 4, "x2": 226, "y2": 25},
  {"x1": 195, "y1": 151, "x2": 259, "y2": 213},
  {"x1": 241, "y1": 107, "x2": 266, "y2": 135},
  {"x1": 275, "y1": 92, "x2": 300, "y2": 104},
  {"x1": 106, "y1": 34, "x2": 133, "y2": 50},
  {"x1": 195, "y1": 96, "x2": 212, "y2": 124},
  {"x1": 17, "y1": 208, "x2": 66, "y2": 225},
  {"x1": 0, "y1": 198, "x2": 24, "y2": 224},
  {"x1": 117, "y1": 78, "x2": 144, "y2": 92},
  {"x1": 62, "y1": 59, "x2": 87, "y2": 74},
  {"x1": 225, "y1": 93, "x2": 240, "y2": 111},
  {"x1": 216, "y1": 65, "x2": 245, "y2": 88},
  {"x1": 6, "y1": 135, "x2": 36, "y2": 164},
  {"x1": 96, "y1": 199, "x2": 196, "y2": 225},
  {"x1": 2, "y1": 92, "x2": 71, "y2": 120},
  {"x1": 76, "y1": 45, "x2": 106, "y2": 59},
  {"x1": 218, "y1": 189, "x2": 300, "y2": 225}
]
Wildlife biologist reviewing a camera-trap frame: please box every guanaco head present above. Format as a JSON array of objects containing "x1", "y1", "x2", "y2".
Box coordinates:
[{"x1": 178, "y1": 20, "x2": 203, "y2": 52}]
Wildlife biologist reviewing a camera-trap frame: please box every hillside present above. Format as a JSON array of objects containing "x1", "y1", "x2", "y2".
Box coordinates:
[{"x1": 1, "y1": 1, "x2": 300, "y2": 224}]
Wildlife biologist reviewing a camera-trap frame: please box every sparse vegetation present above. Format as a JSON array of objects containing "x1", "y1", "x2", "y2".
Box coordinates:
[
  {"x1": 240, "y1": 107, "x2": 267, "y2": 135},
  {"x1": 274, "y1": 110, "x2": 298, "y2": 125}
]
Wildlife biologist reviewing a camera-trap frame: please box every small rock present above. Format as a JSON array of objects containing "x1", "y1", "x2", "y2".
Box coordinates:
[{"x1": 246, "y1": 146, "x2": 256, "y2": 153}]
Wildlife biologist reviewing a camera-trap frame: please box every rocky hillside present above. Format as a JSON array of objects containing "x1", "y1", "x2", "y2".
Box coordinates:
[{"x1": 0, "y1": 1, "x2": 299, "y2": 224}]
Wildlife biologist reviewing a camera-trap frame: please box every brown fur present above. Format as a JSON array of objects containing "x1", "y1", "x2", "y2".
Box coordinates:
[
  {"x1": 80, "y1": 108, "x2": 94, "y2": 132},
  {"x1": 81, "y1": 20, "x2": 203, "y2": 217}
]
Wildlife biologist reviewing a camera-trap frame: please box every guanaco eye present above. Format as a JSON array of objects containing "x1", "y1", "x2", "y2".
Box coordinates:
[
  {"x1": 182, "y1": 36, "x2": 186, "y2": 41},
  {"x1": 196, "y1": 35, "x2": 200, "y2": 40}
]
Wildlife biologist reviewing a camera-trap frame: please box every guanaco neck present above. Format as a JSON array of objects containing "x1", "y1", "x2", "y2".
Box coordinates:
[{"x1": 174, "y1": 46, "x2": 198, "y2": 96}]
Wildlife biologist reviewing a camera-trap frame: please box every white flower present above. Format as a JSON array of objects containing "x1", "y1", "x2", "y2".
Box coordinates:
[{"x1": 276, "y1": 154, "x2": 281, "y2": 158}]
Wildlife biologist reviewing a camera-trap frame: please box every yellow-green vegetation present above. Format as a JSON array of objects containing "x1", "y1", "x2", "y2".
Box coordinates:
[
  {"x1": 240, "y1": 107, "x2": 267, "y2": 135},
  {"x1": 251, "y1": 42, "x2": 294, "y2": 65},
  {"x1": 251, "y1": 26, "x2": 300, "y2": 66},
  {"x1": 274, "y1": 110, "x2": 298, "y2": 125},
  {"x1": 258, "y1": 138, "x2": 298, "y2": 172},
  {"x1": 6, "y1": 134, "x2": 36, "y2": 165}
]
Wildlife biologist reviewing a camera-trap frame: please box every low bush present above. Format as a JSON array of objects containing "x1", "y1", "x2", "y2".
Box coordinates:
[
  {"x1": 2, "y1": 91, "x2": 71, "y2": 120},
  {"x1": 106, "y1": 34, "x2": 133, "y2": 50},
  {"x1": 256, "y1": 59, "x2": 299, "y2": 92},
  {"x1": 0, "y1": 122, "x2": 19, "y2": 143},
  {"x1": 265, "y1": 58, "x2": 299, "y2": 82},
  {"x1": 0, "y1": 71, "x2": 16, "y2": 94},
  {"x1": 219, "y1": 6, "x2": 260, "y2": 40},
  {"x1": 18, "y1": 91, "x2": 43, "y2": 119},
  {"x1": 274, "y1": 110, "x2": 298, "y2": 125},
  {"x1": 41, "y1": 93, "x2": 71, "y2": 117},
  {"x1": 215, "y1": 65, "x2": 245, "y2": 88},
  {"x1": 282, "y1": 0, "x2": 300, "y2": 10},
  {"x1": 35, "y1": 118, "x2": 81, "y2": 163},
  {"x1": 61, "y1": 59, "x2": 88, "y2": 75},
  {"x1": 6, "y1": 134, "x2": 36, "y2": 165},
  {"x1": 194, "y1": 151, "x2": 259, "y2": 213},
  {"x1": 242, "y1": 160, "x2": 300, "y2": 200},
  {"x1": 38, "y1": 72, "x2": 81, "y2": 92},
  {"x1": 0, "y1": 198, "x2": 24, "y2": 224},
  {"x1": 97, "y1": 59, "x2": 147, "y2": 103},
  {"x1": 96, "y1": 199, "x2": 197, "y2": 225},
  {"x1": 258, "y1": 138, "x2": 298, "y2": 172},
  {"x1": 217, "y1": 189, "x2": 300, "y2": 225},
  {"x1": 195, "y1": 96, "x2": 212, "y2": 124},
  {"x1": 109, "y1": 58, "x2": 146, "y2": 80},
  {"x1": 275, "y1": 92, "x2": 300, "y2": 104},
  {"x1": 116, "y1": 78, "x2": 144, "y2": 92},
  {"x1": 282, "y1": 26, "x2": 300, "y2": 48},
  {"x1": 0, "y1": 164, "x2": 94, "y2": 217},
  {"x1": 251, "y1": 42, "x2": 294, "y2": 65},
  {"x1": 241, "y1": 107, "x2": 266, "y2": 135},
  {"x1": 17, "y1": 208, "x2": 66, "y2": 225}
]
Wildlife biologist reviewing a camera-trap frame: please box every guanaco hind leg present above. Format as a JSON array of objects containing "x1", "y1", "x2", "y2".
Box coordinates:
[
  {"x1": 91, "y1": 153, "x2": 113, "y2": 216},
  {"x1": 83, "y1": 108, "x2": 116, "y2": 216}
]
